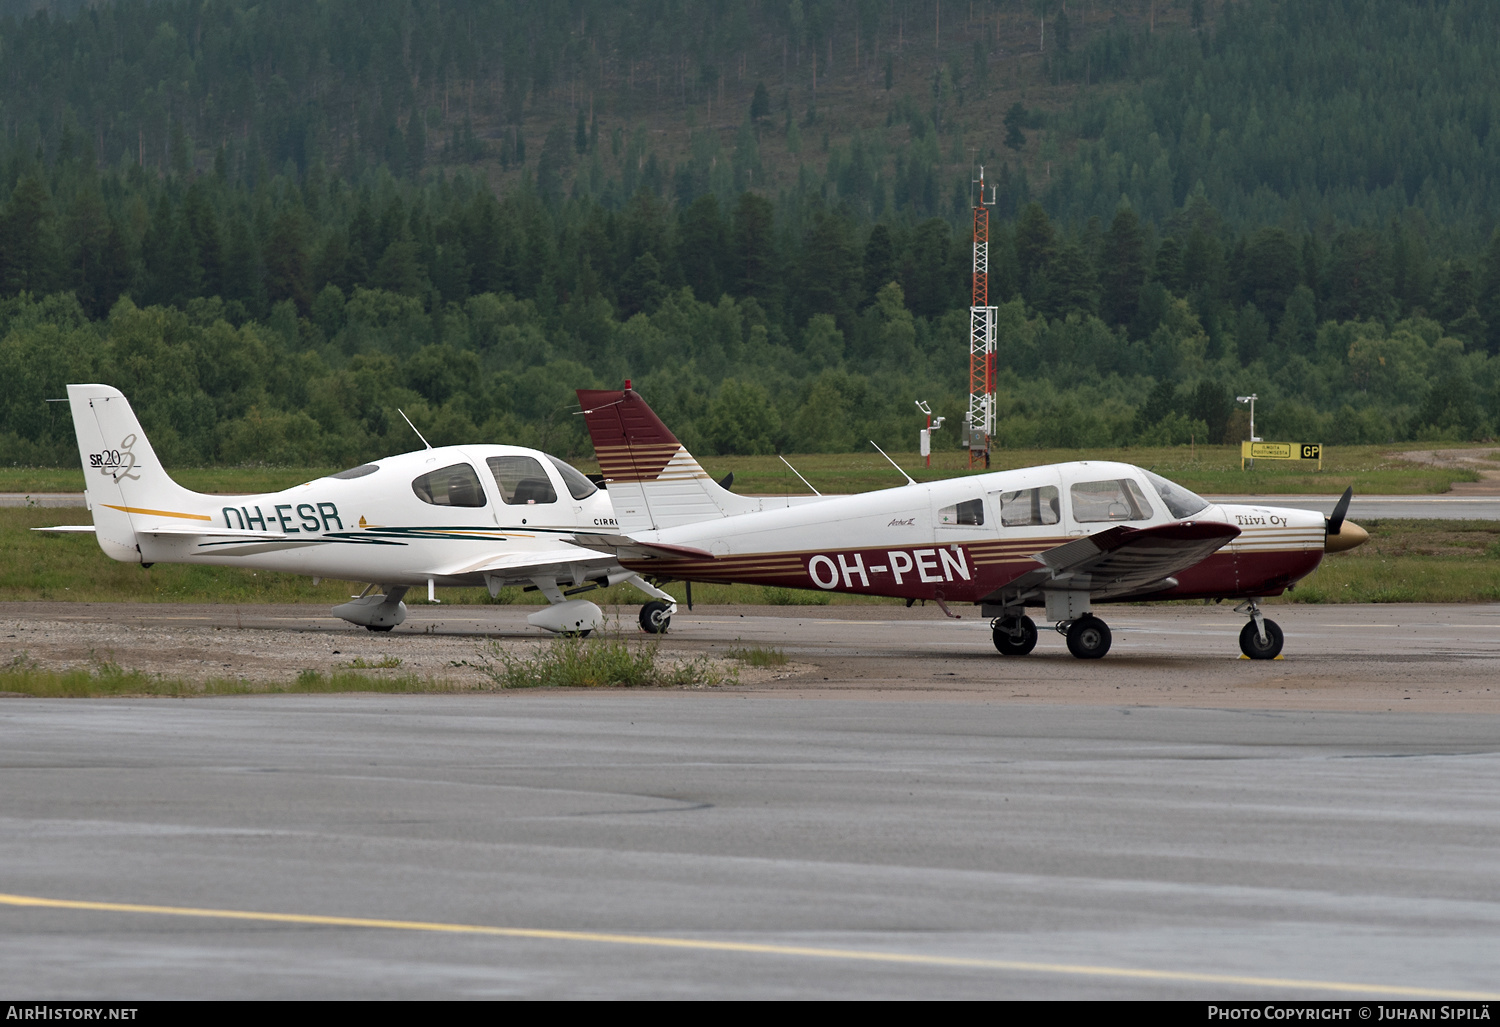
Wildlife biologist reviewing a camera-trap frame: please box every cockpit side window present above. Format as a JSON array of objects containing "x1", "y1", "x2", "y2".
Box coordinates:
[
  {"x1": 1070, "y1": 479, "x2": 1154, "y2": 522},
  {"x1": 545, "y1": 454, "x2": 598, "y2": 501},
  {"x1": 937, "y1": 498, "x2": 985, "y2": 526},
  {"x1": 411, "y1": 463, "x2": 488, "y2": 507},
  {"x1": 487, "y1": 455, "x2": 559, "y2": 505},
  {"x1": 999, "y1": 486, "x2": 1060, "y2": 526}
]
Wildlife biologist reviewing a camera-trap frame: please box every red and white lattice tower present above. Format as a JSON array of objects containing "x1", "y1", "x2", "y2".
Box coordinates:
[{"x1": 967, "y1": 166, "x2": 998, "y2": 468}]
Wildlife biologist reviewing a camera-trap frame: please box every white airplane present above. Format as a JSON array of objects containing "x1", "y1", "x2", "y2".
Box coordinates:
[
  {"x1": 37, "y1": 384, "x2": 679, "y2": 633},
  {"x1": 573, "y1": 385, "x2": 1370, "y2": 660}
]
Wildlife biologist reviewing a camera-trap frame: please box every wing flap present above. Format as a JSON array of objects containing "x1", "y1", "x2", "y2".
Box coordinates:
[{"x1": 989, "y1": 521, "x2": 1239, "y2": 603}]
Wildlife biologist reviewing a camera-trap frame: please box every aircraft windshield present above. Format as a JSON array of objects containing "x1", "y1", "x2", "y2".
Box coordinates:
[
  {"x1": 1141, "y1": 470, "x2": 1210, "y2": 519},
  {"x1": 546, "y1": 455, "x2": 598, "y2": 501}
]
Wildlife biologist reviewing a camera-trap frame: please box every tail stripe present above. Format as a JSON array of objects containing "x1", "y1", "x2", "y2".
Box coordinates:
[{"x1": 101, "y1": 504, "x2": 212, "y2": 521}]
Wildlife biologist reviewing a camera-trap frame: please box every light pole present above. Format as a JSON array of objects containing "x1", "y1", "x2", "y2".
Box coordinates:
[
  {"x1": 1236, "y1": 394, "x2": 1259, "y2": 468},
  {"x1": 1236, "y1": 394, "x2": 1260, "y2": 442}
]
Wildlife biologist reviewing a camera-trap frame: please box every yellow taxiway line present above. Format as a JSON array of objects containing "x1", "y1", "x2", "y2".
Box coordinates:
[{"x1": 2, "y1": 891, "x2": 1496, "y2": 998}]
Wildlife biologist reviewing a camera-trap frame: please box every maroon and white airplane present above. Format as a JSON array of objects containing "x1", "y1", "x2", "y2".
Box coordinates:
[{"x1": 574, "y1": 386, "x2": 1368, "y2": 660}]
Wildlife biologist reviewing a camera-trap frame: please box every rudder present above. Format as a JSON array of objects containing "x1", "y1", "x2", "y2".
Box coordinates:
[
  {"x1": 578, "y1": 386, "x2": 757, "y2": 532},
  {"x1": 67, "y1": 384, "x2": 206, "y2": 562}
]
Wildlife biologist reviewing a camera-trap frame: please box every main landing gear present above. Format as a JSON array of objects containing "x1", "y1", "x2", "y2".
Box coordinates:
[
  {"x1": 990, "y1": 612, "x2": 1114, "y2": 659},
  {"x1": 1236, "y1": 599, "x2": 1284, "y2": 659},
  {"x1": 991, "y1": 615, "x2": 1038, "y2": 656},
  {"x1": 1063, "y1": 615, "x2": 1112, "y2": 659},
  {"x1": 639, "y1": 600, "x2": 672, "y2": 634}
]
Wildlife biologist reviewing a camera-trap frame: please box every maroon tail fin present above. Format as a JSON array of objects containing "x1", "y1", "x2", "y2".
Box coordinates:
[{"x1": 577, "y1": 387, "x2": 682, "y2": 484}]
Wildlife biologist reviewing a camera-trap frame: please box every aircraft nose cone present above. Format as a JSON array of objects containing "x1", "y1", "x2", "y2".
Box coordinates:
[{"x1": 1325, "y1": 520, "x2": 1369, "y2": 553}]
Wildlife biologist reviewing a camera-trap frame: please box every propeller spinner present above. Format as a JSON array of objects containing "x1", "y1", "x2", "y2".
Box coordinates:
[{"x1": 1324, "y1": 486, "x2": 1369, "y2": 552}]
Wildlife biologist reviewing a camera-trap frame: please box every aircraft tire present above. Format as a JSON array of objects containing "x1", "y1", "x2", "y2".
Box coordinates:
[
  {"x1": 639, "y1": 601, "x2": 672, "y2": 634},
  {"x1": 1239, "y1": 618, "x2": 1284, "y2": 660},
  {"x1": 366, "y1": 624, "x2": 395, "y2": 632},
  {"x1": 992, "y1": 616, "x2": 1038, "y2": 656},
  {"x1": 1065, "y1": 615, "x2": 1112, "y2": 659}
]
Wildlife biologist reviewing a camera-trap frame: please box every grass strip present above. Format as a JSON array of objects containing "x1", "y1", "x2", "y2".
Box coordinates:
[{"x1": 457, "y1": 630, "x2": 730, "y2": 688}]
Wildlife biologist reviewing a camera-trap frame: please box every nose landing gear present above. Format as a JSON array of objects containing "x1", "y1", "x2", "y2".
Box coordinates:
[{"x1": 1236, "y1": 599, "x2": 1283, "y2": 659}]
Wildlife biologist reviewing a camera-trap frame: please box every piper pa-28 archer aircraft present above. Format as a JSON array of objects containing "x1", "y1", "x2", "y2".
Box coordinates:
[
  {"x1": 39, "y1": 383, "x2": 678, "y2": 633},
  {"x1": 573, "y1": 385, "x2": 1369, "y2": 660}
]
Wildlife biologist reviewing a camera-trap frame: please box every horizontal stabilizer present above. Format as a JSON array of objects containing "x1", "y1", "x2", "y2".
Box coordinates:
[
  {"x1": 568, "y1": 532, "x2": 716, "y2": 561},
  {"x1": 31, "y1": 525, "x2": 97, "y2": 534},
  {"x1": 429, "y1": 546, "x2": 620, "y2": 580},
  {"x1": 136, "y1": 525, "x2": 290, "y2": 540}
]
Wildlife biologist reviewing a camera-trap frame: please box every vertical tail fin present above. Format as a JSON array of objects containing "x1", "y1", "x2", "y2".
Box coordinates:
[
  {"x1": 578, "y1": 387, "x2": 758, "y2": 532},
  {"x1": 67, "y1": 384, "x2": 206, "y2": 562}
]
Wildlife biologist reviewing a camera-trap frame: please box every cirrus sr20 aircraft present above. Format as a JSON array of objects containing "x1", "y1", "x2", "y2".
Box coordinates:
[
  {"x1": 572, "y1": 385, "x2": 1369, "y2": 660},
  {"x1": 39, "y1": 383, "x2": 679, "y2": 634}
]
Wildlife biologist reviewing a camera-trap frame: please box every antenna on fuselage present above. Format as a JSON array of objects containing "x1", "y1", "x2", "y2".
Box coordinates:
[
  {"x1": 870, "y1": 441, "x2": 917, "y2": 486},
  {"x1": 777, "y1": 454, "x2": 821, "y2": 496},
  {"x1": 398, "y1": 409, "x2": 433, "y2": 450}
]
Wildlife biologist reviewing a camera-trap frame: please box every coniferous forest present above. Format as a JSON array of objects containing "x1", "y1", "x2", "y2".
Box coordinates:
[{"x1": 3, "y1": 0, "x2": 1500, "y2": 467}]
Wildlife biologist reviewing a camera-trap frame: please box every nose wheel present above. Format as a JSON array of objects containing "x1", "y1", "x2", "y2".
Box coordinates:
[
  {"x1": 1239, "y1": 617, "x2": 1284, "y2": 659},
  {"x1": 1235, "y1": 599, "x2": 1284, "y2": 659}
]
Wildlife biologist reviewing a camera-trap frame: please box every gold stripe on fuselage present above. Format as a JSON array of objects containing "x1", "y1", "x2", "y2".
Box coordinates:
[{"x1": 102, "y1": 504, "x2": 213, "y2": 521}]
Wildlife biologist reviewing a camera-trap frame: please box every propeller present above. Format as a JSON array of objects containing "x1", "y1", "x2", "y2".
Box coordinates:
[
  {"x1": 1324, "y1": 486, "x2": 1368, "y2": 552},
  {"x1": 1326, "y1": 486, "x2": 1353, "y2": 536}
]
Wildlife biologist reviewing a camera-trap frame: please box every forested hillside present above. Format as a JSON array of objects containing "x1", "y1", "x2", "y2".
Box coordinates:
[{"x1": 2, "y1": 0, "x2": 1499, "y2": 467}]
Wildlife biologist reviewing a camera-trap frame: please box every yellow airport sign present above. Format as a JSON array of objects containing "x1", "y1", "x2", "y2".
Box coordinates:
[{"x1": 1241, "y1": 442, "x2": 1322, "y2": 469}]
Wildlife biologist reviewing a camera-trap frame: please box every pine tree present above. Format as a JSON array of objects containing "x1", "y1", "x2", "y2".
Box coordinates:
[
  {"x1": 1014, "y1": 203, "x2": 1057, "y2": 302},
  {"x1": 678, "y1": 194, "x2": 727, "y2": 303},
  {"x1": 732, "y1": 191, "x2": 779, "y2": 310},
  {"x1": 0, "y1": 174, "x2": 63, "y2": 297},
  {"x1": 1004, "y1": 103, "x2": 1028, "y2": 151},
  {"x1": 65, "y1": 184, "x2": 112, "y2": 316},
  {"x1": 160, "y1": 212, "x2": 205, "y2": 308},
  {"x1": 750, "y1": 81, "x2": 770, "y2": 123},
  {"x1": 263, "y1": 209, "x2": 311, "y2": 313},
  {"x1": 139, "y1": 195, "x2": 177, "y2": 307},
  {"x1": 222, "y1": 215, "x2": 263, "y2": 316},
  {"x1": 1099, "y1": 203, "x2": 1147, "y2": 329},
  {"x1": 862, "y1": 223, "x2": 896, "y2": 305},
  {"x1": 183, "y1": 185, "x2": 223, "y2": 299},
  {"x1": 1477, "y1": 229, "x2": 1500, "y2": 354}
]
